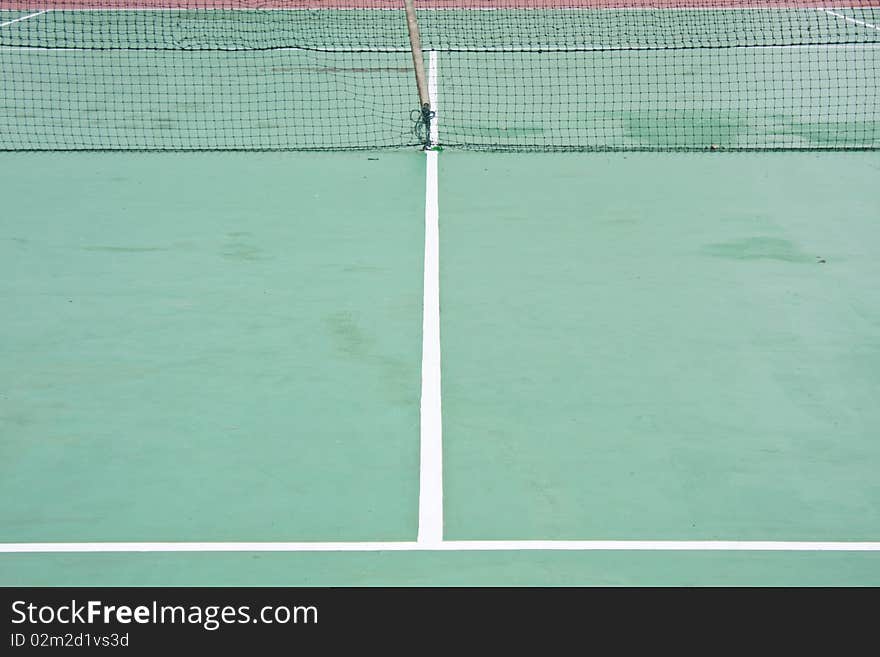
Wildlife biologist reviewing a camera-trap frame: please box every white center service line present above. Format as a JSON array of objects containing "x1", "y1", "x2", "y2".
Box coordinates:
[{"x1": 417, "y1": 50, "x2": 442, "y2": 546}]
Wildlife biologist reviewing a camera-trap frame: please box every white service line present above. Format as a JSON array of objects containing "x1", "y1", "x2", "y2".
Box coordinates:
[
  {"x1": 2, "y1": 541, "x2": 880, "y2": 553},
  {"x1": 0, "y1": 10, "x2": 49, "y2": 29},
  {"x1": 417, "y1": 49, "x2": 442, "y2": 546},
  {"x1": 821, "y1": 8, "x2": 880, "y2": 31}
]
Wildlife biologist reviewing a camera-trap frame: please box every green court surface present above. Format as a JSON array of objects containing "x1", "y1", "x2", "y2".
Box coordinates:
[
  {"x1": 1, "y1": 151, "x2": 879, "y2": 585},
  {"x1": 0, "y1": 153, "x2": 424, "y2": 543},
  {"x1": 4, "y1": 551, "x2": 880, "y2": 586},
  {"x1": 440, "y1": 153, "x2": 880, "y2": 541}
]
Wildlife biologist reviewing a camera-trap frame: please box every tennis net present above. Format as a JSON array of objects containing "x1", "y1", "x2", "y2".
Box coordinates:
[{"x1": 1, "y1": 2, "x2": 878, "y2": 151}]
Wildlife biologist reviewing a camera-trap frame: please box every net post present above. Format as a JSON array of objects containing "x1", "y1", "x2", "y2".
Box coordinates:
[{"x1": 403, "y1": 0, "x2": 433, "y2": 148}]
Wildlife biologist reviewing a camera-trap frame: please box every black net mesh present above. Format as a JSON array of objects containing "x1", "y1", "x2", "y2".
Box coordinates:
[{"x1": 1, "y1": 1, "x2": 878, "y2": 151}]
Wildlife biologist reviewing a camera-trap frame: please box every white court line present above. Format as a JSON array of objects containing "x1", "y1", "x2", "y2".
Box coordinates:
[
  {"x1": 0, "y1": 10, "x2": 49, "y2": 29},
  {"x1": 417, "y1": 49, "x2": 442, "y2": 545},
  {"x1": 822, "y1": 8, "x2": 880, "y2": 31},
  {"x1": 2, "y1": 541, "x2": 880, "y2": 553}
]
